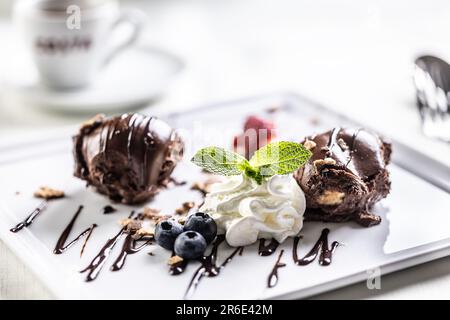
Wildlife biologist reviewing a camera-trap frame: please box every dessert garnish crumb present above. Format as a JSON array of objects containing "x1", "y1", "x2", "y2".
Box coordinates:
[
  {"x1": 142, "y1": 207, "x2": 170, "y2": 223},
  {"x1": 337, "y1": 138, "x2": 349, "y2": 150},
  {"x1": 142, "y1": 207, "x2": 161, "y2": 219},
  {"x1": 191, "y1": 177, "x2": 221, "y2": 195},
  {"x1": 313, "y1": 158, "x2": 337, "y2": 170},
  {"x1": 80, "y1": 114, "x2": 104, "y2": 131},
  {"x1": 304, "y1": 139, "x2": 317, "y2": 150},
  {"x1": 175, "y1": 201, "x2": 195, "y2": 215},
  {"x1": 133, "y1": 227, "x2": 154, "y2": 239},
  {"x1": 168, "y1": 255, "x2": 184, "y2": 265},
  {"x1": 33, "y1": 186, "x2": 65, "y2": 200},
  {"x1": 120, "y1": 218, "x2": 142, "y2": 232}
]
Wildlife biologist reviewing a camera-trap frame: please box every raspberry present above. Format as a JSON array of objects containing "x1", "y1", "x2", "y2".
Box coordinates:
[{"x1": 233, "y1": 115, "x2": 277, "y2": 159}]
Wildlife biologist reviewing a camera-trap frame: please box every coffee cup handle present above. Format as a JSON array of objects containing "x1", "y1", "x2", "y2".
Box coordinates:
[{"x1": 102, "y1": 8, "x2": 146, "y2": 66}]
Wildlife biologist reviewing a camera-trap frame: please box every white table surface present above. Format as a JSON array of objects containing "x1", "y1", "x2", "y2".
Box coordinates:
[{"x1": 0, "y1": 0, "x2": 450, "y2": 299}]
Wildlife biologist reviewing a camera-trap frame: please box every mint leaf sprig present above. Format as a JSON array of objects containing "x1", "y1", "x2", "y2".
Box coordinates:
[{"x1": 191, "y1": 141, "x2": 312, "y2": 184}]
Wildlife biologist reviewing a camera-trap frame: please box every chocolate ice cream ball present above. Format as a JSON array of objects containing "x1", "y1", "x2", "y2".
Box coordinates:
[
  {"x1": 295, "y1": 127, "x2": 391, "y2": 227},
  {"x1": 73, "y1": 114, "x2": 184, "y2": 204}
]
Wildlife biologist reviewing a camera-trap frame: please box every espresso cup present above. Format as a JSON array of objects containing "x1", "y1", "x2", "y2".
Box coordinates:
[{"x1": 13, "y1": 0, "x2": 145, "y2": 90}]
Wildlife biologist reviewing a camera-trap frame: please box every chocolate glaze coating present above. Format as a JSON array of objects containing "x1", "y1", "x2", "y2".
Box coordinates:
[
  {"x1": 295, "y1": 128, "x2": 391, "y2": 227},
  {"x1": 73, "y1": 114, "x2": 183, "y2": 204}
]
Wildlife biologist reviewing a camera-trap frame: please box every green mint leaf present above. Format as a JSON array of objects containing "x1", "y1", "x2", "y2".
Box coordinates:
[
  {"x1": 249, "y1": 141, "x2": 312, "y2": 177},
  {"x1": 191, "y1": 147, "x2": 250, "y2": 176},
  {"x1": 244, "y1": 166, "x2": 263, "y2": 185}
]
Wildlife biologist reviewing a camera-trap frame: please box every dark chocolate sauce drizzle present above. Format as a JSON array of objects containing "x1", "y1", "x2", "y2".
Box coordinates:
[
  {"x1": 293, "y1": 228, "x2": 339, "y2": 266},
  {"x1": 169, "y1": 177, "x2": 187, "y2": 186},
  {"x1": 80, "y1": 211, "x2": 135, "y2": 282},
  {"x1": 258, "y1": 238, "x2": 280, "y2": 256},
  {"x1": 53, "y1": 205, "x2": 97, "y2": 255},
  {"x1": 221, "y1": 246, "x2": 244, "y2": 268},
  {"x1": 80, "y1": 225, "x2": 96, "y2": 258},
  {"x1": 267, "y1": 249, "x2": 286, "y2": 288},
  {"x1": 103, "y1": 205, "x2": 116, "y2": 214},
  {"x1": 183, "y1": 235, "x2": 244, "y2": 299},
  {"x1": 110, "y1": 234, "x2": 152, "y2": 271},
  {"x1": 10, "y1": 201, "x2": 48, "y2": 233}
]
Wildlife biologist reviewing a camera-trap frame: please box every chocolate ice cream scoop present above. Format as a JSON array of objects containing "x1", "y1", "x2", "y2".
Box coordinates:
[
  {"x1": 73, "y1": 114, "x2": 183, "y2": 204},
  {"x1": 295, "y1": 127, "x2": 391, "y2": 227}
]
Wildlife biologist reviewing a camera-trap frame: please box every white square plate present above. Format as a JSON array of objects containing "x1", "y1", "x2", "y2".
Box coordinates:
[{"x1": 0, "y1": 93, "x2": 449, "y2": 299}]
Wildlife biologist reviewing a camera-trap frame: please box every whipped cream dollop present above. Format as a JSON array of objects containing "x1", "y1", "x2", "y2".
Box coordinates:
[{"x1": 200, "y1": 174, "x2": 306, "y2": 247}]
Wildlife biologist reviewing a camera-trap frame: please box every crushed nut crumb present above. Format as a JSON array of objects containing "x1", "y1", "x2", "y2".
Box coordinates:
[
  {"x1": 191, "y1": 177, "x2": 221, "y2": 195},
  {"x1": 178, "y1": 217, "x2": 187, "y2": 225},
  {"x1": 142, "y1": 207, "x2": 161, "y2": 219},
  {"x1": 175, "y1": 201, "x2": 195, "y2": 215},
  {"x1": 120, "y1": 218, "x2": 142, "y2": 232},
  {"x1": 80, "y1": 114, "x2": 104, "y2": 130},
  {"x1": 303, "y1": 139, "x2": 317, "y2": 150},
  {"x1": 313, "y1": 157, "x2": 336, "y2": 169},
  {"x1": 317, "y1": 190, "x2": 345, "y2": 205},
  {"x1": 157, "y1": 216, "x2": 171, "y2": 224},
  {"x1": 168, "y1": 255, "x2": 184, "y2": 265},
  {"x1": 33, "y1": 186, "x2": 65, "y2": 200},
  {"x1": 337, "y1": 138, "x2": 349, "y2": 150},
  {"x1": 139, "y1": 208, "x2": 172, "y2": 224},
  {"x1": 133, "y1": 227, "x2": 154, "y2": 239}
]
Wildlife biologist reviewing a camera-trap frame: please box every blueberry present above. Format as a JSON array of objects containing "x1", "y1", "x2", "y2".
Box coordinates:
[
  {"x1": 174, "y1": 231, "x2": 207, "y2": 259},
  {"x1": 154, "y1": 219, "x2": 183, "y2": 250},
  {"x1": 183, "y1": 212, "x2": 217, "y2": 243}
]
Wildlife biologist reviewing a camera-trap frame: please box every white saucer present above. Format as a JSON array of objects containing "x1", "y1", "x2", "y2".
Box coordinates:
[{"x1": 2, "y1": 45, "x2": 184, "y2": 113}]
